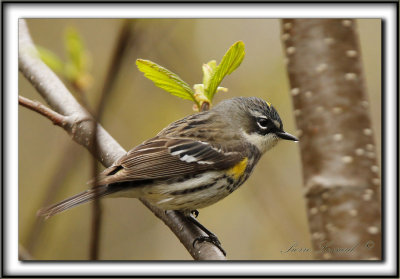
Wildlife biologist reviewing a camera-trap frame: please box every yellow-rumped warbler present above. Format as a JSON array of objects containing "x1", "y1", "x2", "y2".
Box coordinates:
[{"x1": 38, "y1": 97, "x2": 297, "y2": 253}]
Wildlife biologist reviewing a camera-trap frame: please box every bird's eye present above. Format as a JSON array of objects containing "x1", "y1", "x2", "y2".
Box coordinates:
[{"x1": 256, "y1": 117, "x2": 270, "y2": 129}]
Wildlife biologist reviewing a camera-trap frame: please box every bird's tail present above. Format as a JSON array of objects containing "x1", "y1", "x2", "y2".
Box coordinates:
[{"x1": 37, "y1": 185, "x2": 112, "y2": 219}]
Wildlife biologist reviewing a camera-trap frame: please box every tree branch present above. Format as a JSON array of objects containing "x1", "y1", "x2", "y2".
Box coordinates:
[
  {"x1": 19, "y1": 95, "x2": 67, "y2": 127},
  {"x1": 19, "y1": 19, "x2": 226, "y2": 260}
]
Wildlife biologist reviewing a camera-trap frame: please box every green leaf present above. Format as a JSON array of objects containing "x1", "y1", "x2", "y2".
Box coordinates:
[
  {"x1": 36, "y1": 46, "x2": 64, "y2": 74},
  {"x1": 202, "y1": 60, "x2": 217, "y2": 89},
  {"x1": 193, "y1": 84, "x2": 205, "y2": 96},
  {"x1": 206, "y1": 41, "x2": 245, "y2": 100},
  {"x1": 65, "y1": 27, "x2": 86, "y2": 73},
  {"x1": 136, "y1": 59, "x2": 197, "y2": 103}
]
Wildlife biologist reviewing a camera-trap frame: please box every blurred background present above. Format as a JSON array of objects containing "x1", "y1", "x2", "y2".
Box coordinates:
[{"x1": 19, "y1": 19, "x2": 381, "y2": 260}]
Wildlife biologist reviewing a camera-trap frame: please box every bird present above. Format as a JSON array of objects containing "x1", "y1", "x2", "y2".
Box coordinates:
[{"x1": 37, "y1": 97, "x2": 298, "y2": 254}]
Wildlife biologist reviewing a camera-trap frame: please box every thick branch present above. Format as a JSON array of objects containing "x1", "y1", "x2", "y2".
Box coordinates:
[
  {"x1": 281, "y1": 19, "x2": 381, "y2": 260},
  {"x1": 19, "y1": 19, "x2": 226, "y2": 260}
]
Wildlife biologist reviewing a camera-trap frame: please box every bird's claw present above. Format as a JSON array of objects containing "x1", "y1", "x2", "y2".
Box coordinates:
[{"x1": 191, "y1": 210, "x2": 199, "y2": 218}]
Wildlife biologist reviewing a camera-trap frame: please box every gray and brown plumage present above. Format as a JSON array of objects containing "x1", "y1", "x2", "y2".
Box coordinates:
[{"x1": 37, "y1": 97, "x2": 298, "y2": 219}]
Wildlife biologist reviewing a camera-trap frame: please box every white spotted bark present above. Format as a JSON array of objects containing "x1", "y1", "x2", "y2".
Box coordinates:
[{"x1": 281, "y1": 19, "x2": 381, "y2": 260}]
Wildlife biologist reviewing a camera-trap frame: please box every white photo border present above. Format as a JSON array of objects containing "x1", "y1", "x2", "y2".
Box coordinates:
[{"x1": 3, "y1": 2, "x2": 398, "y2": 277}]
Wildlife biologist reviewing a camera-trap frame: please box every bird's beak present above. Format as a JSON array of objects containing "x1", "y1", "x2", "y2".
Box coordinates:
[{"x1": 276, "y1": 131, "x2": 299, "y2": 142}]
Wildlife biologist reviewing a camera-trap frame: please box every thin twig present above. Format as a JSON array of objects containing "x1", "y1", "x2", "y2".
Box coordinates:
[
  {"x1": 19, "y1": 95, "x2": 67, "y2": 127},
  {"x1": 19, "y1": 19, "x2": 226, "y2": 260},
  {"x1": 89, "y1": 19, "x2": 134, "y2": 260},
  {"x1": 19, "y1": 95, "x2": 75, "y2": 130}
]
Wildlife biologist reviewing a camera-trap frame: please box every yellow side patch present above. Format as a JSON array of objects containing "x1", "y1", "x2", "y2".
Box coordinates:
[
  {"x1": 266, "y1": 101, "x2": 272, "y2": 108},
  {"x1": 227, "y1": 157, "x2": 248, "y2": 180}
]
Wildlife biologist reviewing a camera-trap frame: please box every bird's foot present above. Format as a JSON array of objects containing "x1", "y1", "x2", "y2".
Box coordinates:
[{"x1": 191, "y1": 209, "x2": 199, "y2": 218}]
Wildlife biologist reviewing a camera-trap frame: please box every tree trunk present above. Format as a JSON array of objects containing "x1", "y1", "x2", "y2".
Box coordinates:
[{"x1": 281, "y1": 19, "x2": 381, "y2": 260}]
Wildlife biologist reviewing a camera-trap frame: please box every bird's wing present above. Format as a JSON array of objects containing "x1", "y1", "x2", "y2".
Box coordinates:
[{"x1": 90, "y1": 136, "x2": 244, "y2": 186}]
